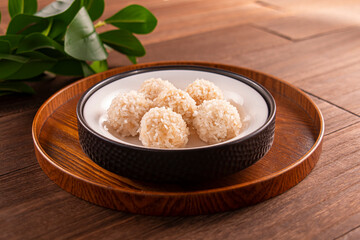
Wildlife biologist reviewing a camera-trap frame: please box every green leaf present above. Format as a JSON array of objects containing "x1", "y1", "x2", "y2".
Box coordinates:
[
  {"x1": 0, "y1": 92, "x2": 12, "y2": 97},
  {"x1": 65, "y1": 7, "x2": 108, "y2": 61},
  {"x1": 49, "y1": 59, "x2": 83, "y2": 76},
  {"x1": 19, "y1": 73, "x2": 49, "y2": 82},
  {"x1": 90, "y1": 60, "x2": 108, "y2": 73},
  {"x1": 36, "y1": 0, "x2": 75, "y2": 17},
  {"x1": 42, "y1": 18, "x2": 53, "y2": 36},
  {"x1": 47, "y1": 20, "x2": 67, "y2": 40},
  {"x1": 0, "y1": 53, "x2": 29, "y2": 63},
  {"x1": 6, "y1": 14, "x2": 49, "y2": 35},
  {"x1": 0, "y1": 35, "x2": 24, "y2": 50},
  {"x1": 0, "y1": 41, "x2": 11, "y2": 54},
  {"x1": 35, "y1": 0, "x2": 82, "y2": 25},
  {"x1": 83, "y1": 0, "x2": 104, "y2": 21},
  {"x1": 8, "y1": 0, "x2": 38, "y2": 18},
  {"x1": 81, "y1": 62, "x2": 95, "y2": 76},
  {"x1": 105, "y1": 4, "x2": 157, "y2": 34},
  {"x1": 100, "y1": 29, "x2": 145, "y2": 57},
  {"x1": 6, "y1": 52, "x2": 56, "y2": 80},
  {"x1": 37, "y1": 48, "x2": 66, "y2": 59},
  {"x1": 126, "y1": 55, "x2": 137, "y2": 64},
  {"x1": 0, "y1": 81, "x2": 34, "y2": 94},
  {"x1": 17, "y1": 33, "x2": 64, "y2": 54},
  {"x1": 0, "y1": 60, "x2": 24, "y2": 79}
]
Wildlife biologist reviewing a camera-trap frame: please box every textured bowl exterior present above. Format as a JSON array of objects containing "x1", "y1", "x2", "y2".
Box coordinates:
[
  {"x1": 78, "y1": 118, "x2": 275, "y2": 182},
  {"x1": 77, "y1": 65, "x2": 276, "y2": 183}
]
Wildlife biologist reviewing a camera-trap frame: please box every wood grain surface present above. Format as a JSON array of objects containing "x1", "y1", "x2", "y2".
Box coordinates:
[
  {"x1": 32, "y1": 62, "x2": 323, "y2": 216},
  {"x1": 1, "y1": 0, "x2": 360, "y2": 239}
]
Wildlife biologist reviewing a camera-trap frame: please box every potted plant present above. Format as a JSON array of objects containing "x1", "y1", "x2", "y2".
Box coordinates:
[{"x1": 0, "y1": 0, "x2": 157, "y2": 96}]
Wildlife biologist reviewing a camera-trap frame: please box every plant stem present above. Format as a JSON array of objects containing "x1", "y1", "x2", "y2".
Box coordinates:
[
  {"x1": 42, "y1": 19, "x2": 53, "y2": 36},
  {"x1": 94, "y1": 21, "x2": 107, "y2": 29}
]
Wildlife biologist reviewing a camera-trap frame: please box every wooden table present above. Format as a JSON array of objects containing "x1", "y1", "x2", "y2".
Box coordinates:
[{"x1": 1, "y1": 0, "x2": 359, "y2": 239}]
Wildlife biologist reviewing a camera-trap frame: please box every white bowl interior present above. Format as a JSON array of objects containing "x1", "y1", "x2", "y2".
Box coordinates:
[{"x1": 83, "y1": 69, "x2": 269, "y2": 149}]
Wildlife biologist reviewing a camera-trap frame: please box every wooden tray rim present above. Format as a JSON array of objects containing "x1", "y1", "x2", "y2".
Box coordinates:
[{"x1": 32, "y1": 61, "x2": 325, "y2": 196}]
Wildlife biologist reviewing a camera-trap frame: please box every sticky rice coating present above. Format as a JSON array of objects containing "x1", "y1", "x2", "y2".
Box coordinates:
[
  {"x1": 107, "y1": 91, "x2": 152, "y2": 137},
  {"x1": 185, "y1": 79, "x2": 224, "y2": 105},
  {"x1": 139, "y1": 107, "x2": 190, "y2": 148},
  {"x1": 139, "y1": 78, "x2": 176, "y2": 100},
  {"x1": 193, "y1": 99, "x2": 242, "y2": 144},
  {"x1": 154, "y1": 88, "x2": 197, "y2": 126}
]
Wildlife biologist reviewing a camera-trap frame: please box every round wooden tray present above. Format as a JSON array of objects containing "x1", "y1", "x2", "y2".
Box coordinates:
[{"x1": 32, "y1": 61, "x2": 324, "y2": 216}]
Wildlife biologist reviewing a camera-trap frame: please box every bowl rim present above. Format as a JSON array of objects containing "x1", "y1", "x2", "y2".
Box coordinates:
[{"x1": 76, "y1": 65, "x2": 276, "y2": 152}]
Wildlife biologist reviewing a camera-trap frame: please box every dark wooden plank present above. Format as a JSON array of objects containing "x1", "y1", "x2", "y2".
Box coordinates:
[
  {"x1": 337, "y1": 226, "x2": 360, "y2": 240},
  {"x1": 0, "y1": 76, "x2": 80, "y2": 117},
  {"x1": 0, "y1": 110, "x2": 37, "y2": 175},
  {"x1": 135, "y1": 25, "x2": 290, "y2": 65},
  {"x1": 294, "y1": 63, "x2": 360, "y2": 115},
  {"x1": 261, "y1": 0, "x2": 360, "y2": 15},
  {"x1": 254, "y1": 14, "x2": 349, "y2": 40},
  {"x1": 1, "y1": 0, "x2": 283, "y2": 46},
  {"x1": 136, "y1": 2, "x2": 286, "y2": 45},
  {"x1": 257, "y1": 0, "x2": 360, "y2": 41},
  {"x1": 0, "y1": 164, "x2": 135, "y2": 240},
  {"x1": 94, "y1": 0, "x2": 285, "y2": 46},
  {"x1": 329, "y1": 214, "x2": 360, "y2": 240},
  {"x1": 222, "y1": 26, "x2": 360, "y2": 115},
  {"x1": 308, "y1": 95, "x2": 360, "y2": 135},
  {"x1": 228, "y1": 26, "x2": 360, "y2": 85}
]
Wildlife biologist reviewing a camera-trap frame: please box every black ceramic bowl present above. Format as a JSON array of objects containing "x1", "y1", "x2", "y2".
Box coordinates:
[{"x1": 76, "y1": 65, "x2": 276, "y2": 182}]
